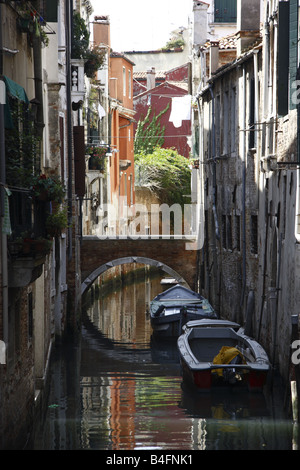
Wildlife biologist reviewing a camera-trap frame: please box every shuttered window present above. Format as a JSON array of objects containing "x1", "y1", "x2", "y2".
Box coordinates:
[
  {"x1": 40, "y1": 0, "x2": 58, "y2": 22},
  {"x1": 278, "y1": 1, "x2": 289, "y2": 116},
  {"x1": 289, "y1": 0, "x2": 299, "y2": 111},
  {"x1": 214, "y1": 0, "x2": 237, "y2": 23},
  {"x1": 73, "y1": 126, "x2": 86, "y2": 198}
]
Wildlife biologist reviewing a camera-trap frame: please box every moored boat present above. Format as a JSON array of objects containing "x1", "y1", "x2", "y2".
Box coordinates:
[
  {"x1": 150, "y1": 284, "x2": 217, "y2": 337},
  {"x1": 177, "y1": 319, "x2": 270, "y2": 392}
]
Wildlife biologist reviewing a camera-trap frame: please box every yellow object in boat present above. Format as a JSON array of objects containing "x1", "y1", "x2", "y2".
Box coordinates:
[{"x1": 213, "y1": 346, "x2": 245, "y2": 377}]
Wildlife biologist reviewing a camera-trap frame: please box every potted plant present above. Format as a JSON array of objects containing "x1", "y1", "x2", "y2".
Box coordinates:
[
  {"x1": 31, "y1": 174, "x2": 65, "y2": 202},
  {"x1": 8, "y1": 233, "x2": 52, "y2": 257},
  {"x1": 86, "y1": 146, "x2": 107, "y2": 171},
  {"x1": 46, "y1": 205, "x2": 68, "y2": 237}
]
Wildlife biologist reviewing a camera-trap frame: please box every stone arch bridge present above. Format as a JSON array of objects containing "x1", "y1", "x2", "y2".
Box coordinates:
[{"x1": 81, "y1": 235, "x2": 198, "y2": 295}]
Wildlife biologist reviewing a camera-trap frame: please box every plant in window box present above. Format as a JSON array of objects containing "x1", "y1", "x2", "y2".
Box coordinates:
[
  {"x1": 17, "y1": 12, "x2": 34, "y2": 33},
  {"x1": 22, "y1": 237, "x2": 53, "y2": 256},
  {"x1": 86, "y1": 146, "x2": 107, "y2": 171},
  {"x1": 46, "y1": 205, "x2": 68, "y2": 237},
  {"x1": 8, "y1": 232, "x2": 52, "y2": 257},
  {"x1": 31, "y1": 174, "x2": 65, "y2": 202}
]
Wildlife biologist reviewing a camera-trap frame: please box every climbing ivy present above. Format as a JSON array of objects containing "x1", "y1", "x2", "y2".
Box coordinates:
[{"x1": 134, "y1": 103, "x2": 170, "y2": 155}]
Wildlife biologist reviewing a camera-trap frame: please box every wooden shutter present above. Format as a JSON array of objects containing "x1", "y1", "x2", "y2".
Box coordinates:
[
  {"x1": 73, "y1": 126, "x2": 86, "y2": 197},
  {"x1": 215, "y1": 0, "x2": 237, "y2": 23},
  {"x1": 289, "y1": 0, "x2": 298, "y2": 111},
  {"x1": 278, "y1": 1, "x2": 289, "y2": 116}
]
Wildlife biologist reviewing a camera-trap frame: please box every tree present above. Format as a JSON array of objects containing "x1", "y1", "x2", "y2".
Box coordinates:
[
  {"x1": 135, "y1": 147, "x2": 191, "y2": 207},
  {"x1": 134, "y1": 103, "x2": 170, "y2": 155}
]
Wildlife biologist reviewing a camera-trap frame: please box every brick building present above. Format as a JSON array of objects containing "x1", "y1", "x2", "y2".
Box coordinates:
[
  {"x1": 0, "y1": 0, "x2": 87, "y2": 448},
  {"x1": 193, "y1": 0, "x2": 300, "y2": 381}
]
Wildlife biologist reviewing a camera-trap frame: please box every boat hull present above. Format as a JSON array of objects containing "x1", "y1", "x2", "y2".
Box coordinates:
[
  {"x1": 150, "y1": 285, "x2": 217, "y2": 337},
  {"x1": 180, "y1": 360, "x2": 268, "y2": 392},
  {"x1": 151, "y1": 311, "x2": 205, "y2": 337},
  {"x1": 178, "y1": 320, "x2": 270, "y2": 392}
]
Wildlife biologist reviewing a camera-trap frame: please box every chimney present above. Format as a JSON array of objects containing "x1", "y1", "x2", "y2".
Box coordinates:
[
  {"x1": 193, "y1": 1, "x2": 209, "y2": 47},
  {"x1": 210, "y1": 41, "x2": 219, "y2": 76},
  {"x1": 93, "y1": 16, "x2": 111, "y2": 48},
  {"x1": 236, "y1": 0, "x2": 261, "y2": 55},
  {"x1": 147, "y1": 67, "x2": 156, "y2": 90}
]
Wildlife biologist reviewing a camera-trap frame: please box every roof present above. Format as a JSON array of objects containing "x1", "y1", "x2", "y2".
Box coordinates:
[
  {"x1": 133, "y1": 70, "x2": 166, "y2": 80},
  {"x1": 110, "y1": 51, "x2": 135, "y2": 66},
  {"x1": 203, "y1": 33, "x2": 237, "y2": 51},
  {"x1": 133, "y1": 80, "x2": 189, "y2": 100}
]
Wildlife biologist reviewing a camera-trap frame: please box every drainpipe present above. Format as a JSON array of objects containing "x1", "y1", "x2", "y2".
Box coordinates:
[
  {"x1": 253, "y1": 50, "x2": 259, "y2": 191},
  {"x1": 0, "y1": 3, "x2": 8, "y2": 348},
  {"x1": 208, "y1": 85, "x2": 220, "y2": 241},
  {"x1": 66, "y1": 0, "x2": 73, "y2": 261},
  {"x1": 208, "y1": 84, "x2": 221, "y2": 312},
  {"x1": 240, "y1": 66, "x2": 247, "y2": 311}
]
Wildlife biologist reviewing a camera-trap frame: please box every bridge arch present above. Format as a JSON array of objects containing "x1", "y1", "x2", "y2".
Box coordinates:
[{"x1": 81, "y1": 256, "x2": 189, "y2": 295}]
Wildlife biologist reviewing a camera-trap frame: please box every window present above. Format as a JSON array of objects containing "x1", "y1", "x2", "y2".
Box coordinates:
[
  {"x1": 130, "y1": 174, "x2": 133, "y2": 206},
  {"x1": 215, "y1": 95, "x2": 220, "y2": 157},
  {"x1": 123, "y1": 66, "x2": 126, "y2": 97},
  {"x1": 223, "y1": 90, "x2": 229, "y2": 154},
  {"x1": 222, "y1": 215, "x2": 227, "y2": 249},
  {"x1": 289, "y1": 0, "x2": 299, "y2": 110},
  {"x1": 28, "y1": 291, "x2": 33, "y2": 342},
  {"x1": 230, "y1": 87, "x2": 236, "y2": 154},
  {"x1": 249, "y1": 78, "x2": 255, "y2": 149},
  {"x1": 250, "y1": 215, "x2": 258, "y2": 254},
  {"x1": 222, "y1": 215, "x2": 233, "y2": 250},
  {"x1": 128, "y1": 69, "x2": 132, "y2": 99},
  {"x1": 235, "y1": 215, "x2": 241, "y2": 251},
  {"x1": 227, "y1": 215, "x2": 233, "y2": 250},
  {"x1": 278, "y1": 0, "x2": 289, "y2": 116},
  {"x1": 214, "y1": 0, "x2": 237, "y2": 23}
]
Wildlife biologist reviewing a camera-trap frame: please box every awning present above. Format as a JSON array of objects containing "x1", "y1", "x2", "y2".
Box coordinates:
[
  {"x1": 3, "y1": 75, "x2": 29, "y2": 129},
  {"x1": 3, "y1": 76, "x2": 29, "y2": 103}
]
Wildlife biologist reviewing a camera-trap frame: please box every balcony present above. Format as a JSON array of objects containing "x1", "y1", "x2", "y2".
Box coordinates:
[
  {"x1": 71, "y1": 59, "x2": 86, "y2": 108},
  {"x1": 7, "y1": 187, "x2": 65, "y2": 287}
]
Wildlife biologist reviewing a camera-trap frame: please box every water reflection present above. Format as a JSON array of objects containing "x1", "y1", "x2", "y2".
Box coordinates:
[{"x1": 29, "y1": 267, "x2": 294, "y2": 450}]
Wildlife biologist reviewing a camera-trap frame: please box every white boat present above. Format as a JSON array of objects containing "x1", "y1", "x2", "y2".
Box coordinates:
[
  {"x1": 177, "y1": 319, "x2": 270, "y2": 392},
  {"x1": 150, "y1": 284, "x2": 217, "y2": 337}
]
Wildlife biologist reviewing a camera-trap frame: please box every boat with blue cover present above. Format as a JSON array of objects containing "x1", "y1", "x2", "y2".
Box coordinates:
[{"x1": 150, "y1": 284, "x2": 217, "y2": 337}]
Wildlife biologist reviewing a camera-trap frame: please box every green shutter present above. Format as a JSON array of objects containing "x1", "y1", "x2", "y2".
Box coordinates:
[
  {"x1": 278, "y1": 1, "x2": 289, "y2": 116},
  {"x1": 215, "y1": 0, "x2": 237, "y2": 23},
  {"x1": 289, "y1": 0, "x2": 298, "y2": 110},
  {"x1": 44, "y1": 0, "x2": 58, "y2": 22}
]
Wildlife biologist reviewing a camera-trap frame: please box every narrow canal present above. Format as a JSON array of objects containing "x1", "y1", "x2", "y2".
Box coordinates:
[{"x1": 29, "y1": 266, "x2": 295, "y2": 451}]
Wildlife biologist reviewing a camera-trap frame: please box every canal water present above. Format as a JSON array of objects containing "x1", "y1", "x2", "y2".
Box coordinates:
[{"x1": 29, "y1": 267, "x2": 295, "y2": 451}]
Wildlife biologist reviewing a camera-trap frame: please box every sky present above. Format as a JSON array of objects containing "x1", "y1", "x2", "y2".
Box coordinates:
[{"x1": 90, "y1": 0, "x2": 193, "y2": 52}]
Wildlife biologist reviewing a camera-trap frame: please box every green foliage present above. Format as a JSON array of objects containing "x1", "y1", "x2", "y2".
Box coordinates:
[
  {"x1": 46, "y1": 205, "x2": 68, "y2": 237},
  {"x1": 84, "y1": 46, "x2": 106, "y2": 78},
  {"x1": 71, "y1": 11, "x2": 89, "y2": 59},
  {"x1": 162, "y1": 37, "x2": 185, "y2": 51},
  {"x1": 72, "y1": 11, "x2": 105, "y2": 77},
  {"x1": 134, "y1": 103, "x2": 170, "y2": 155},
  {"x1": 5, "y1": 100, "x2": 40, "y2": 188},
  {"x1": 135, "y1": 147, "x2": 191, "y2": 207},
  {"x1": 30, "y1": 174, "x2": 65, "y2": 202}
]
